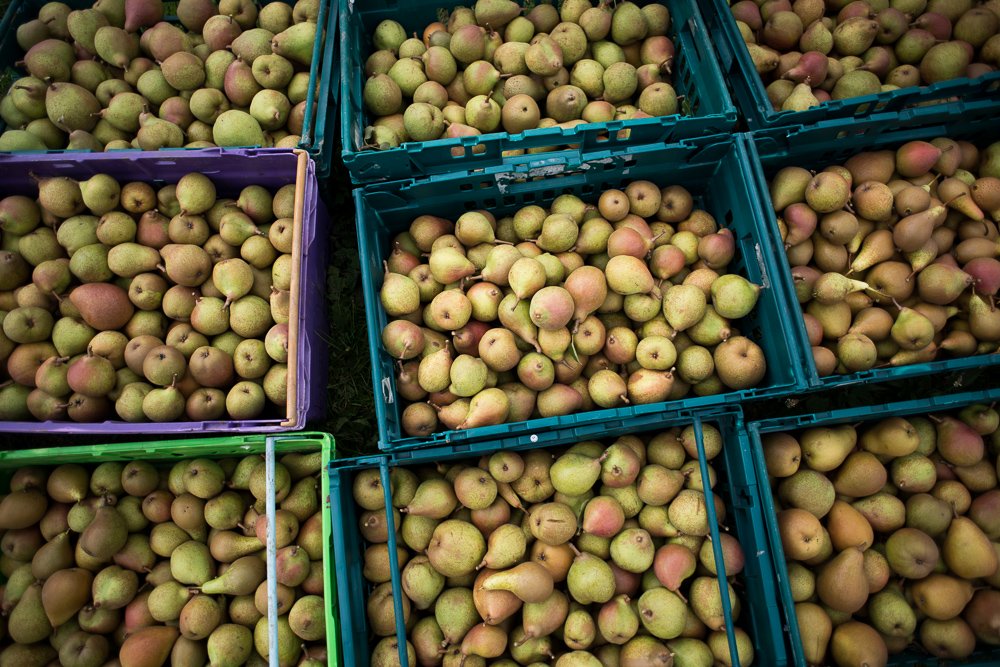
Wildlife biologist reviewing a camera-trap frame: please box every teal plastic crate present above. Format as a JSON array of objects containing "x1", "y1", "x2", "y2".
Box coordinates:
[
  {"x1": 744, "y1": 112, "x2": 1000, "y2": 393},
  {"x1": 0, "y1": 0, "x2": 337, "y2": 179},
  {"x1": 356, "y1": 135, "x2": 811, "y2": 451},
  {"x1": 329, "y1": 454, "x2": 393, "y2": 667},
  {"x1": 745, "y1": 387, "x2": 1000, "y2": 667},
  {"x1": 703, "y1": 0, "x2": 1000, "y2": 131},
  {"x1": 332, "y1": 405, "x2": 789, "y2": 667},
  {"x1": 0, "y1": 432, "x2": 338, "y2": 666},
  {"x1": 338, "y1": 0, "x2": 736, "y2": 184}
]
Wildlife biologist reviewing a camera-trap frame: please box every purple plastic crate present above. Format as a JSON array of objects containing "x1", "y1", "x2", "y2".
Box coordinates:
[{"x1": 0, "y1": 148, "x2": 328, "y2": 434}]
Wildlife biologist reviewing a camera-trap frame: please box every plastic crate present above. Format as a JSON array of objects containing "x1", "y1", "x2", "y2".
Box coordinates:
[
  {"x1": 332, "y1": 405, "x2": 789, "y2": 667},
  {"x1": 0, "y1": 431, "x2": 337, "y2": 666},
  {"x1": 0, "y1": 148, "x2": 328, "y2": 433},
  {"x1": 743, "y1": 112, "x2": 1000, "y2": 393},
  {"x1": 703, "y1": 0, "x2": 1000, "y2": 131},
  {"x1": 0, "y1": 0, "x2": 338, "y2": 180},
  {"x1": 338, "y1": 0, "x2": 736, "y2": 185},
  {"x1": 744, "y1": 387, "x2": 1000, "y2": 667},
  {"x1": 357, "y1": 135, "x2": 810, "y2": 451}
]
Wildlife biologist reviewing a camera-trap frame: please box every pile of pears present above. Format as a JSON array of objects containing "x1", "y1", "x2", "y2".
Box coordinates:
[
  {"x1": 770, "y1": 136, "x2": 1000, "y2": 376},
  {"x1": 731, "y1": 0, "x2": 1000, "y2": 113},
  {"x1": 0, "y1": 451, "x2": 326, "y2": 666},
  {"x1": 762, "y1": 402, "x2": 1000, "y2": 666},
  {"x1": 0, "y1": 171, "x2": 296, "y2": 423},
  {"x1": 355, "y1": 426, "x2": 756, "y2": 667},
  {"x1": 379, "y1": 181, "x2": 768, "y2": 438},
  {"x1": 361, "y1": 0, "x2": 683, "y2": 151},
  {"x1": 0, "y1": 0, "x2": 321, "y2": 151}
]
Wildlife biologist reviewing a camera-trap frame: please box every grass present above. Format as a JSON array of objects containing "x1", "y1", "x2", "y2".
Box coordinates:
[{"x1": 319, "y1": 154, "x2": 377, "y2": 457}]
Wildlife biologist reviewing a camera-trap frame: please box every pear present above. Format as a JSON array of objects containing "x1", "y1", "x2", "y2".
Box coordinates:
[
  {"x1": 817, "y1": 547, "x2": 868, "y2": 613},
  {"x1": 119, "y1": 626, "x2": 179, "y2": 667},
  {"x1": 79, "y1": 506, "x2": 127, "y2": 562},
  {"x1": 911, "y1": 573, "x2": 974, "y2": 621},
  {"x1": 550, "y1": 451, "x2": 605, "y2": 496},
  {"x1": 792, "y1": 602, "x2": 832, "y2": 666},
  {"x1": 936, "y1": 416, "x2": 986, "y2": 466},
  {"x1": 480, "y1": 561, "x2": 554, "y2": 603},
  {"x1": 435, "y1": 587, "x2": 478, "y2": 645},
  {"x1": 8, "y1": 582, "x2": 52, "y2": 644},
  {"x1": 829, "y1": 621, "x2": 888, "y2": 667},
  {"x1": 567, "y1": 547, "x2": 615, "y2": 605},
  {"x1": 799, "y1": 425, "x2": 856, "y2": 471},
  {"x1": 943, "y1": 516, "x2": 999, "y2": 580},
  {"x1": 427, "y1": 520, "x2": 486, "y2": 577},
  {"x1": 41, "y1": 568, "x2": 92, "y2": 626},
  {"x1": 860, "y1": 417, "x2": 920, "y2": 457}
]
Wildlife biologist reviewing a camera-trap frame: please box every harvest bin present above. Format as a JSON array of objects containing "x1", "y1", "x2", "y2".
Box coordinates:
[
  {"x1": 330, "y1": 405, "x2": 788, "y2": 667},
  {"x1": 357, "y1": 135, "x2": 810, "y2": 452},
  {"x1": 338, "y1": 0, "x2": 736, "y2": 185},
  {"x1": 744, "y1": 110, "x2": 1000, "y2": 393},
  {"x1": 744, "y1": 387, "x2": 1000, "y2": 667},
  {"x1": 0, "y1": 148, "x2": 328, "y2": 433},
  {"x1": 702, "y1": 0, "x2": 1000, "y2": 131},
  {"x1": 0, "y1": 0, "x2": 339, "y2": 180},
  {"x1": 0, "y1": 430, "x2": 337, "y2": 665}
]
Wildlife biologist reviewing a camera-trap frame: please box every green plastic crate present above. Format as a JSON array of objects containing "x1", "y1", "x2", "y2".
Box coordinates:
[{"x1": 0, "y1": 431, "x2": 338, "y2": 666}]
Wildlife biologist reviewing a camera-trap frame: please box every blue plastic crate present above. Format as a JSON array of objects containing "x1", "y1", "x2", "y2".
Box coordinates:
[
  {"x1": 703, "y1": 0, "x2": 1000, "y2": 131},
  {"x1": 0, "y1": 0, "x2": 337, "y2": 179},
  {"x1": 743, "y1": 112, "x2": 1000, "y2": 393},
  {"x1": 356, "y1": 135, "x2": 811, "y2": 451},
  {"x1": 338, "y1": 0, "x2": 736, "y2": 185},
  {"x1": 745, "y1": 387, "x2": 1000, "y2": 667},
  {"x1": 332, "y1": 405, "x2": 790, "y2": 667}
]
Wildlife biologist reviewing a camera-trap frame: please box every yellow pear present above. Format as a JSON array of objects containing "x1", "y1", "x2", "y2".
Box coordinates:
[
  {"x1": 817, "y1": 547, "x2": 868, "y2": 614},
  {"x1": 830, "y1": 621, "x2": 888, "y2": 667},
  {"x1": 910, "y1": 574, "x2": 974, "y2": 621},
  {"x1": 827, "y1": 500, "x2": 874, "y2": 551},
  {"x1": 795, "y1": 602, "x2": 832, "y2": 666},
  {"x1": 860, "y1": 417, "x2": 920, "y2": 458},
  {"x1": 943, "y1": 516, "x2": 999, "y2": 580},
  {"x1": 777, "y1": 509, "x2": 825, "y2": 561},
  {"x1": 798, "y1": 425, "x2": 857, "y2": 472}
]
